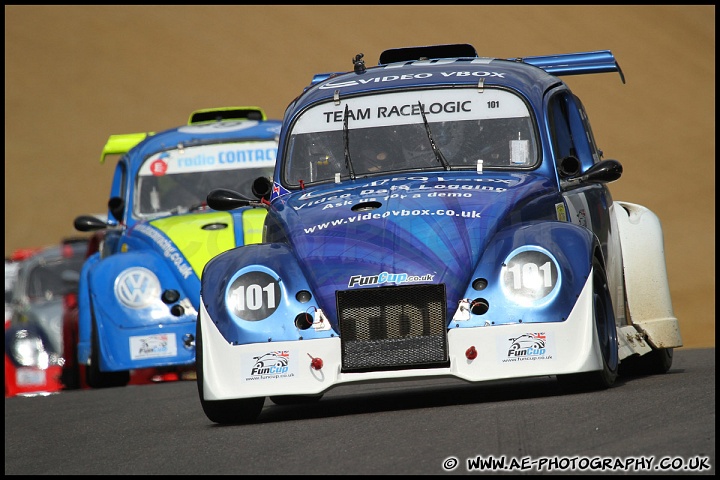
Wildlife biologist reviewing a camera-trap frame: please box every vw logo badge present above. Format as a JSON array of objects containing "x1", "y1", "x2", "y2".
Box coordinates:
[{"x1": 114, "y1": 267, "x2": 161, "y2": 308}]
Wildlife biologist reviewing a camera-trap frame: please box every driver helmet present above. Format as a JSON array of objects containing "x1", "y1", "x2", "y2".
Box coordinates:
[
  {"x1": 360, "y1": 145, "x2": 391, "y2": 172},
  {"x1": 357, "y1": 129, "x2": 395, "y2": 173}
]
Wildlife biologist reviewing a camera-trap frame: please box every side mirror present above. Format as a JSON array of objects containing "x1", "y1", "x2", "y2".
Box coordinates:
[
  {"x1": 74, "y1": 215, "x2": 107, "y2": 232},
  {"x1": 561, "y1": 159, "x2": 623, "y2": 190},
  {"x1": 108, "y1": 197, "x2": 125, "y2": 222},
  {"x1": 207, "y1": 189, "x2": 254, "y2": 211}
]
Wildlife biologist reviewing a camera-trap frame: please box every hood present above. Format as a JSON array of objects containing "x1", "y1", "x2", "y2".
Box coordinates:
[
  {"x1": 272, "y1": 172, "x2": 558, "y2": 312},
  {"x1": 133, "y1": 209, "x2": 267, "y2": 281}
]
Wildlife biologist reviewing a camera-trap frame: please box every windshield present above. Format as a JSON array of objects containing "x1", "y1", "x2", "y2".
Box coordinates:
[
  {"x1": 135, "y1": 140, "x2": 276, "y2": 219},
  {"x1": 283, "y1": 88, "x2": 537, "y2": 187},
  {"x1": 25, "y1": 257, "x2": 84, "y2": 301}
]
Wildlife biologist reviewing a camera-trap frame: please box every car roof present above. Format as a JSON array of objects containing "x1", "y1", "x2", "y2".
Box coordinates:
[
  {"x1": 297, "y1": 58, "x2": 557, "y2": 109},
  {"x1": 122, "y1": 118, "x2": 282, "y2": 174},
  {"x1": 11, "y1": 241, "x2": 88, "y2": 297},
  {"x1": 17, "y1": 240, "x2": 88, "y2": 268},
  {"x1": 283, "y1": 45, "x2": 623, "y2": 127}
]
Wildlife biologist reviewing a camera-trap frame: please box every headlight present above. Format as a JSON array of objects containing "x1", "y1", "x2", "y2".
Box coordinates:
[
  {"x1": 501, "y1": 247, "x2": 560, "y2": 306},
  {"x1": 9, "y1": 329, "x2": 59, "y2": 369}
]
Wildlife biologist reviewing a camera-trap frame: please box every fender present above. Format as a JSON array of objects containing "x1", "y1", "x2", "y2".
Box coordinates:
[
  {"x1": 452, "y1": 221, "x2": 597, "y2": 327},
  {"x1": 613, "y1": 201, "x2": 682, "y2": 349},
  {"x1": 86, "y1": 250, "x2": 197, "y2": 331},
  {"x1": 83, "y1": 249, "x2": 198, "y2": 371},
  {"x1": 201, "y1": 243, "x2": 335, "y2": 346}
]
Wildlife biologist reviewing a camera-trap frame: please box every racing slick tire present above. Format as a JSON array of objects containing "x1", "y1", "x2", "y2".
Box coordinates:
[
  {"x1": 86, "y1": 317, "x2": 130, "y2": 389},
  {"x1": 619, "y1": 347, "x2": 673, "y2": 376},
  {"x1": 557, "y1": 257, "x2": 619, "y2": 392},
  {"x1": 196, "y1": 316, "x2": 265, "y2": 424}
]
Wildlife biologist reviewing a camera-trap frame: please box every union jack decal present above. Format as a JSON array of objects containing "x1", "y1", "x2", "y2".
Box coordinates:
[{"x1": 270, "y1": 181, "x2": 291, "y2": 201}]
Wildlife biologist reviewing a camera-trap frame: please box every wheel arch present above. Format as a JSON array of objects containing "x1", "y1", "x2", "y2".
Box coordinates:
[{"x1": 613, "y1": 201, "x2": 682, "y2": 348}]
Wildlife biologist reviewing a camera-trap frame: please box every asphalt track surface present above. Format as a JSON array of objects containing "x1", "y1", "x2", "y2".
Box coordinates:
[{"x1": 5, "y1": 348, "x2": 715, "y2": 475}]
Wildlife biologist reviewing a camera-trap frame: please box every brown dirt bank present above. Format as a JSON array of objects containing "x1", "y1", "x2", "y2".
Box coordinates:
[{"x1": 5, "y1": 6, "x2": 714, "y2": 348}]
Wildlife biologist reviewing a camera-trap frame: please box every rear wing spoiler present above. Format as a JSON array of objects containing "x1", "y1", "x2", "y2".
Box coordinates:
[
  {"x1": 188, "y1": 106, "x2": 267, "y2": 125},
  {"x1": 308, "y1": 44, "x2": 624, "y2": 87},
  {"x1": 100, "y1": 132, "x2": 153, "y2": 164},
  {"x1": 516, "y1": 50, "x2": 625, "y2": 83}
]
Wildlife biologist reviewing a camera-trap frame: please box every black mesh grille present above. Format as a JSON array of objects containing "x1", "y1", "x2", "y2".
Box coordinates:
[{"x1": 337, "y1": 284, "x2": 448, "y2": 372}]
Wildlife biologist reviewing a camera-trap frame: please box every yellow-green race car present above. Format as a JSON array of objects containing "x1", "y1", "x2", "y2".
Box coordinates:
[{"x1": 72, "y1": 107, "x2": 279, "y2": 388}]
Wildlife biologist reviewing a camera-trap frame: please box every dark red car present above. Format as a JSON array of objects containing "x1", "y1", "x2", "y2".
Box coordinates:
[{"x1": 5, "y1": 242, "x2": 81, "y2": 397}]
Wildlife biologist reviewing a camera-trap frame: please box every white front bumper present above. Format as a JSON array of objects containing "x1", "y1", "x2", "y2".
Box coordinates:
[{"x1": 200, "y1": 273, "x2": 603, "y2": 401}]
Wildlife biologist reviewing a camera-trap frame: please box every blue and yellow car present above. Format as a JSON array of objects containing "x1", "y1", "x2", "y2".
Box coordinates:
[{"x1": 73, "y1": 107, "x2": 280, "y2": 388}]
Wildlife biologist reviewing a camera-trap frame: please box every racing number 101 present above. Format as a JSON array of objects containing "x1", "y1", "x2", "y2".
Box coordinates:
[
  {"x1": 507, "y1": 261, "x2": 552, "y2": 290},
  {"x1": 233, "y1": 283, "x2": 277, "y2": 310}
]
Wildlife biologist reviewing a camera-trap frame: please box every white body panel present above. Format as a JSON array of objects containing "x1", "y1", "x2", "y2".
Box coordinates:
[
  {"x1": 613, "y1": 201, "x2": 682, "y2": 349},
  {"x1": 200, "y1": 271, "x2": 604, "y2": 401}
]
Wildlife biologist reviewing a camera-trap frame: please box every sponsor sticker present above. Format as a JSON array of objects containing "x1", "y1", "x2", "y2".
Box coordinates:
[
  {"x1": 139, "y1": 141, "x2": 276, "y2": 176},
  {"x1": 242, "y1": 350, "x2": 297, "y2": 382},
  {"x1": 129, "y1": 333, "x2": 177, "y2": 360},
  {"x1": 555, "y1": 203, "x2": 567, "y2": 222},
  {"x1": 292, "y1": 89, "x2": 529, "y2": 134},
  {"x1": 499, "y1": 332, "x2": 555, "y2": 363},
  {"x1": 16, "y1": 368, "x2": 46, "y2": 386}
]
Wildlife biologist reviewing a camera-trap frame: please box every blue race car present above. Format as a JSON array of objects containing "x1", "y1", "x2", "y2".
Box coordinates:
[
  {"x1": 196, "y1": 46, "x2": 683, "y2": 424},
  {"x1": 73, "y1": 107, "x2": 280, "y2": 388}
]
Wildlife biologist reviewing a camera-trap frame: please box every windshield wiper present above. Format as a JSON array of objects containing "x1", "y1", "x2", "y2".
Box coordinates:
[
  {"x1": 417, "y1": 101, "x2": 451, "y2": 170},
  {"x1": 343, "y1": 104, "x2": 356, "y2": 180}
]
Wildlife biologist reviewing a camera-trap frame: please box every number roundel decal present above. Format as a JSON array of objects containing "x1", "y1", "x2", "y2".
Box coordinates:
[
  {"x1": 227, "y1": 271, "x2": 281, "y2": 321},
  {"x1": 502, "y1": 250, "x2": 559, "y2": 303}
]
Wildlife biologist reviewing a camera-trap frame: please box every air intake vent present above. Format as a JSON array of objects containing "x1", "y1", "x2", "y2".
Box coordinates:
[{"x1": 337, "y1": 284, "x2": 448, "y2": 372}]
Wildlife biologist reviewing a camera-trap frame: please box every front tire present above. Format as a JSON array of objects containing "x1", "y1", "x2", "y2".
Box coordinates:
[
  {"x1": 196, "y1": 315, "x2": 264, "y2": 424},
  {"x1": 558, "y1": 257, "x2": 619, "y2": 391},
  {"x1": 86, "y1": 317, "x2": 130, "y2": 389}
]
